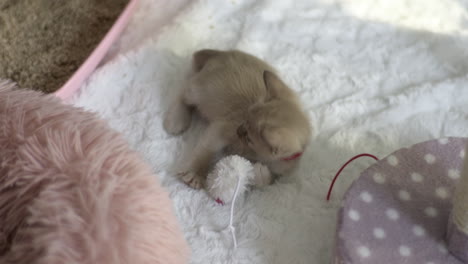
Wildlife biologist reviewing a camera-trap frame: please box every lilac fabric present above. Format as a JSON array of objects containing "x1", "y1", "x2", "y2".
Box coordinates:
[{"x1": 334, "y1": 137, "x2": 468, "y2": 264}]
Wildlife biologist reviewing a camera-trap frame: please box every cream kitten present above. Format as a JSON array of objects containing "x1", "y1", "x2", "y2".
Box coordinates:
[{"x1": 164, "y1": 49, "x2": 311, "y2": 189}]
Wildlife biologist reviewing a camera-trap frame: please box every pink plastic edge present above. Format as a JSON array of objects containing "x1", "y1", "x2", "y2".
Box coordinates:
[{"x1": 54, "y1": 0, "x2": 138, "y2": 100}]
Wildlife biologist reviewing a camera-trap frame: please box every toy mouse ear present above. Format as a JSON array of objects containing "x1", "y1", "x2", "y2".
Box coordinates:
[{"x1": 192, "y1": 49, "x2": 222, "y2": 72}]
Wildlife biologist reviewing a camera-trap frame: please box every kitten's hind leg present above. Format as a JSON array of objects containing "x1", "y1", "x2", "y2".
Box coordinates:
[{"x1": 163, "y1": 93, "x2": 192, "y2": 135}]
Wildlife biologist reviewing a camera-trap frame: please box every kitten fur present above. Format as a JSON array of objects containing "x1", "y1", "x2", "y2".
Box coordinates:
[{"x1": 164, "y1": 49, "x2": 311, "y2": 189}]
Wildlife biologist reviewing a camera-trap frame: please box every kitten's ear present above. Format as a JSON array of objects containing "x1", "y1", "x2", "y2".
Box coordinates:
[
  {"x1": 263, "y1": 70, "x2": 286, "y2": 100},
  {"x1": 193, "y1": 49, "x2": 222, "y2": 72},
  {"x1": 236, "y1": 123, "x2": 248, "y2": 138}
]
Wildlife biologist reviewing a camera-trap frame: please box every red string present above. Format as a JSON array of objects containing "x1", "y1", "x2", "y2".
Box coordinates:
[
  {"x1": 326, "y1": 153, "x2": 379, "y2": 201},
  {"x1": 282, "y1": 152, "x2": 303, "y2": 161}
]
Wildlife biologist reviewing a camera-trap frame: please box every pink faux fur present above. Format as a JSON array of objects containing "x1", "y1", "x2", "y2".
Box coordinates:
[{"x1": 0, "y1": 81, "x2": 190, "y2": 264}]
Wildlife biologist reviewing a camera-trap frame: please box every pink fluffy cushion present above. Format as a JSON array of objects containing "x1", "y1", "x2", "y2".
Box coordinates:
[{"x1": 0, "y1": 82, "x2": 189, "y2": 264}]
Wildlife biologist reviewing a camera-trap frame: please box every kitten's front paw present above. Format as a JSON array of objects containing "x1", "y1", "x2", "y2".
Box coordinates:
[
  {"x1": 252, "y1": 163, "x2": 273, "y2": 187},
  {"x1": 179, "y1": 171, "x2": 204, "y2": 189}
]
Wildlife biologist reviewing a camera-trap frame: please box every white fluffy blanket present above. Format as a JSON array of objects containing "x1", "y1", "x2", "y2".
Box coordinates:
[{"x1": 72, "y1": 0, "x2": 468, "y2": 263}]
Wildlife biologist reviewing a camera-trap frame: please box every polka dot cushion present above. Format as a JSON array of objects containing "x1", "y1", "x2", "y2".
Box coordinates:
[{"x1": 333, "y1": 137, "x2": 467, "y2": 264}]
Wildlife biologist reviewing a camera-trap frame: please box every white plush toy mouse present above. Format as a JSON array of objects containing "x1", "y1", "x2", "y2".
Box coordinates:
[
  {"x1": 205, "y1": 155, "x2": 273, "y2": 248},
  {"x1": 206, "y1": 155, "x2": 273, "y2": 205}
]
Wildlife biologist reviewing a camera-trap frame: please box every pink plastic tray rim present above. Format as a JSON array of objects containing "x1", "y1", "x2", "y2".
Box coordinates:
[{"x1": 54, "y1": 0, "x2": 138, "y2": 100}]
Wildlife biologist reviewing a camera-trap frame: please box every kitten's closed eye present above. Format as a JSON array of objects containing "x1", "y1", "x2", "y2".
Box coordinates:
[
  {"x1": 236, "y1": 124, "x2": 247, "y2": 138},
  {"x1": 271, "y1": 147, "x2": 278, "y2": 155},
  {"x1": 237, "y1": 124, "x2": 254, "y2": 145}
]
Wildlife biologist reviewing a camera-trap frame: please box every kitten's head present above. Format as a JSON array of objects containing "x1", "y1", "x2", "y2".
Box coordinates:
[{"x1": 237, "y1": 71, "x2": 311, "y2": 163}]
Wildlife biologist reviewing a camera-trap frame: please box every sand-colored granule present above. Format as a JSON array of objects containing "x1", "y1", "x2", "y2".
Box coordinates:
[{"x1": 0, "y1": 0, "x2": 128, "y2": 93}]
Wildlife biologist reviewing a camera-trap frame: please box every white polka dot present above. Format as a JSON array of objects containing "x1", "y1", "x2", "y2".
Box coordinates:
[
  {"x1": 349, "y1": 209, "x2": 360, "y2": 221},
  {"x1": 425, "y1": 207, "x2": 438, "y2": 217},
  {"x1": 399, "y1": 245, "x2": 411, "y2": 257},
  {"x1": 373, "y1": 173, "x2": 386, "y2": 184},
  {"x1": 461, "y1": 149, "x2": 465, "y2": 158},
  {"x1": 438, "y1": 242, "x2": 448, "y2": 254},
  {"x1": 388, "y1": 155, "x2": 398, "y2": 166},
  {"x1": 448, "y1": 169, "x2": 460, "y2": 179},
  {"x1": 412, "y1": 225, "x2": 426, "y2": 236},
  {"x1": 438, "y1": 138, "x2": 449, "y2": 145},
  {"x1": 360, "y1": 191, "x2": 373, "y2": 203},
  {"x1": 424, "y1": 154, "x2": 436, "y2": 164},
  {"x1": 398, "y1": 190, "x2": 411, "y2": 201},
  {"x1": 357, "y1": 246, "x2": 371, "y2": 258},
  {"x1": 386, "y1": 208, "x2": 399, "y2": 220},
  {"x1": 435, "y1": 187, "x2": 449, "y2": 199},
  {"x1": 373, "y1": 228, "x2": 386, "y2": 239},
  {"x1": 411, "y1": 172, "x2": 423, "y2": 182}
]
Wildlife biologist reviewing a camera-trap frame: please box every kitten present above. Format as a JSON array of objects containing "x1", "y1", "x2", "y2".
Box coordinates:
[{"x1": 163, "y1": 49, "x2": 311, "y2": 189}]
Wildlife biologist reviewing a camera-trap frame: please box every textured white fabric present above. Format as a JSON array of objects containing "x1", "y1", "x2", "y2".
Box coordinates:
[{"x1": 72, "y1": 0, "x2": 468, "y2": 263}]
